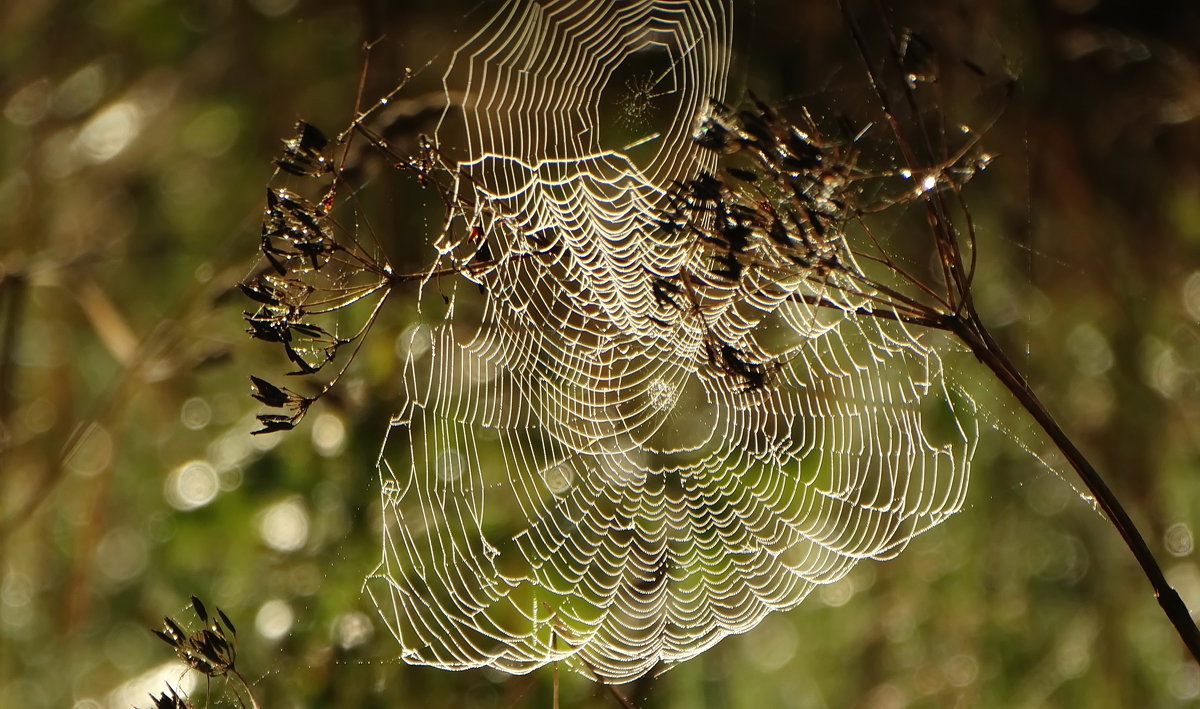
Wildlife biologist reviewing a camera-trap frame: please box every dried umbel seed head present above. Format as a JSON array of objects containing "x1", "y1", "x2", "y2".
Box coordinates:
[
  {"x1": 139, "y1": 685, "x2": 192, "y2": 709},
  {"x1": 261, "y1": 187, "x2": 339, "y2": 274},
  {"x1": 248, "y1": 375, "x2": 314, "y2": 434},
  {"x1": 243, "y1": 115, "x2": 408, "y2": 435},
  {"x1": 147, "y1": 597, "x2": 258, "y2": 708},
  {"x1": 152, "y1": 596, "x2": 239, "y2": 679},
  {"x1": 275, "y1": 120, "x2": 332, "y2": 178}
]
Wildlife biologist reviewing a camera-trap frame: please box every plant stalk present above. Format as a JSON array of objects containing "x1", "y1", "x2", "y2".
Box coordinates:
[{"x1": 948, "y1": 312, "x2": 1200, "y2": 665}]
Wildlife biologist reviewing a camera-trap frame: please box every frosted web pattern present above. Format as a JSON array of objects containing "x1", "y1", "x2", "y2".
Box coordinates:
[{"x1": 365, "y1": 0, "x2": 976, "y2": 683}]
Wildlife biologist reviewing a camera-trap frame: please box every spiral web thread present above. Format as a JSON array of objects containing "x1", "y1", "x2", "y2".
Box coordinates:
[{"x1": 364, "y1": 0, "x2": 976, "y2": 683}]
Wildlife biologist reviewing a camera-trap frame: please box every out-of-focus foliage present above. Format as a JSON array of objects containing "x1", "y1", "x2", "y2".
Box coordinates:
[{"x1": 2, "y1": 1, "x2": 1200, "y2": 707}]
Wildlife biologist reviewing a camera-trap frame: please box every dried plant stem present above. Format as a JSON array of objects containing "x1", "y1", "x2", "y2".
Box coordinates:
[
  {"x1": 571, "y1": 649, "x2": 637, "y2": 709},
  {"x1": 602, "y1": 684, "x2": 637, "y2": 709},
  {"x1": 834, "y1": 0, "x2": 1200, "y2": 667},
  {"x1": 553, "y1": 661, "x2": 560, "y2": 709},
  {"x1": 231, "y1": 668, "x2": 260, "y2": 709},
  {"x1": 552, "y1": 625, "x2": 560, "y2": 709},
  {"x1": 0, "y1": 273, "x2": 25, "y2": 449},
  {"x1": 949, "y1": 311, "x2": 1200, "y2": 664}
]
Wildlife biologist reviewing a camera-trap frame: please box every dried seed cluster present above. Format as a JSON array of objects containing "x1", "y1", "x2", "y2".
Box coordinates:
[
  {"x1": 242, "y1": 122, "x2": 396, "y2": 433},
  {"x1": 647, "y1": 97, "x2": 865, "y2": 391},
  {"x1": 153, "y1": 596, "x2": 240, "y2": 680},
  {"x1": 142, "y1": 597, "x2": 256, "y2": 709},
  {"x1": 141, "y1": 686, "x2": 191, "y2": 709}
]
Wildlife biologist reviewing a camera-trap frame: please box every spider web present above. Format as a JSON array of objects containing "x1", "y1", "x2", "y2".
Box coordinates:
[{"x1": 364, "y1": 0, "x2": 976, "y2": 683}]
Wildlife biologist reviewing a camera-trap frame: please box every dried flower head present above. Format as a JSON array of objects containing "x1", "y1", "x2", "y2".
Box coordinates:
[
  {"x1": 151, "y1": 597, "x2": 257, "y2": 709},
  {"x1": 138, "y1": 685, "x2": 193, "y2": 709},
  {"x1": 241, "y1": 119, "x2": 405, "y2": 433},
  {"x1": 153, "y1": 596, "x2": 239, "y2": 680}
]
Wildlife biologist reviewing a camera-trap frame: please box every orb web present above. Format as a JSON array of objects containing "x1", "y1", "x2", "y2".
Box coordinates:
[{"x1": 364, "y1": 0, "x2": 976, "y2": 683}]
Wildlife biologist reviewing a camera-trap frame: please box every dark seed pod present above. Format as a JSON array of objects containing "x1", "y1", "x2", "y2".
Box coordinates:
[
  {"x1": 254, "y1": 414, "x2": 296, "y2": 434},
  {"x1": 217, "y1": 608, "x2": 237, "y2": 636},
  {"x1": 239, "y1": 282, "x2": 279, "y2": 305},
  {"x1": 190, "y1": 596, "x2": 208, "y2": 623},
  {"x1": 688, "y1": 172, "x2": 724, "y2": 202},
  {"x1": 710, "y1": 252, "x2": 742, "y2": 281},
  {"x1": 295, "y1": 120, "x2": 328, "y2": 152},
  {"x1": 250, "y1": 376, "x2": 290, "y2": 407},
  {"x1": 725, "y1": 166, "x2": 758, "y2": 182},
  {"x1": 163, "y1": 616, "x2": 186, "y2": 643}
]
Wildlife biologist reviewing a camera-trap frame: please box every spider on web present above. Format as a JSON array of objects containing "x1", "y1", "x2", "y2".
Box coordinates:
[{"x1": 619, "y1": 70, "x2": 670, "y2": 128}]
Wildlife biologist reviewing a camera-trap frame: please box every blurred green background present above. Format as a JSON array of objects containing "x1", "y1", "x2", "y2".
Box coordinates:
[{"x1": 3, "y1": 1, "x2": 1200, "y2": 707}]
